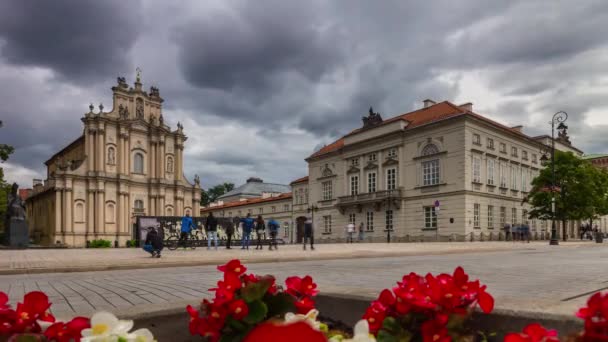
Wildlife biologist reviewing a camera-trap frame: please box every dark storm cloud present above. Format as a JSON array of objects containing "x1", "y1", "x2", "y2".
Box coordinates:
[
  {"x1": 174, "y1": 1, "x2": 344, "y2": 95},
  {"x1": 0, "y1": 0, "x2": 142, "y2": 83}
]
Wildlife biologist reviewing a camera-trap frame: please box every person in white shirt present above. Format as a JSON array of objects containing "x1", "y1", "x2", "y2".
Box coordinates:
[{"x1": 346, "y1": 223, "x2": 355, "y2": 243}]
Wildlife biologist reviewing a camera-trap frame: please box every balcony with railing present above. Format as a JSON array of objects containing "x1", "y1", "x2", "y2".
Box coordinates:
[{"x1": 337, "y1": 188, "x2": 403, "y2": 206}]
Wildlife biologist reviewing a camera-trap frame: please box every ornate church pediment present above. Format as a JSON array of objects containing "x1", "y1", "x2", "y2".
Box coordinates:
[
  {"x1": 347, "y1": 165, "x2": 360, "y2": 174},
  {"x1": 382, "y1": 157, "x2": 399, "y2": 167},
  {"x1": 317, "y1": 164, "x2": 336, "y2": 179},
  {"x1": 364, "y1": 161, "x2": 378, "y2": 170}
]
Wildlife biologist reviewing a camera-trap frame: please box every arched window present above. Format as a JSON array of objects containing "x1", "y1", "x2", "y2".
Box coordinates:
[
  {"x1": 166, "y1": 207, "x2": 173, "y2": 216},
  {"x1": 74, "y1": 201, "x2": 85, "y2": 222},
  {"x1": 421, "y1": 144, "x2": 439, "y2": 156},
  {"x1": 134, "y1": 153, "x2": 144, "y2": 173},
  {"x1": 134, "y1": 200, "x2": 144, "y2": 209},
  {"x1": 106, "y1": 203, "x2": 115, "y2": 223}
]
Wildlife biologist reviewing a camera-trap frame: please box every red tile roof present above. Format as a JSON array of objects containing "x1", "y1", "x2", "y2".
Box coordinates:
[
  {"x1": 307, "y1": 101, "x2": 542, "y2": 160},
  {"x1": 200, "y1": 192, "x2": 292, "y2": 213},
  {"x1": 290, "y1": 176, "x2": 309, "y2": 185}
]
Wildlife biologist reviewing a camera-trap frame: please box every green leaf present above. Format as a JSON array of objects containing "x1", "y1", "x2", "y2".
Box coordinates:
[
  {"x1": 265, "y1": 292, "x2": 296, "y2": 318},
  {"x1": 382, "y1": 316, "x2": 399, "y2": 333},
  {"x1": 241, "y1": 277, "x2": 274, "y2": 303},
  {"x1": 227, "y1": 316, "x2": 248, "y2": 332},
  {"x1": 243, "y1": 300, "x2": 268, "y2": 325},
  {"x1": 377, "y1": 329, "x2": 399, "y2": 342}
]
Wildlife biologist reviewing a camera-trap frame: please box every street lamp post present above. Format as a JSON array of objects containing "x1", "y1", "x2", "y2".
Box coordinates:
[
  {"x1": 307, "y1": 204, "x2": 319, "y2": 231},
  {"x1": 541, "y1": 111, "x2": 568, "y2": 246},
  {"x1": 386, "y1": 194, "x2": 391, "y2": 243}
]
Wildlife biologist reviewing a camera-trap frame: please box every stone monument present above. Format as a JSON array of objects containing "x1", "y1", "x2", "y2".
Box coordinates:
[{"x1": 4, "y1": 183, "x2": 29, "y2": 248}]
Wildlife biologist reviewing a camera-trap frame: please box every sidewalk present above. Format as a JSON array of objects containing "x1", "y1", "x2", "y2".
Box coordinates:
[{"x1": 0, "y1": 241, "x2": 600, "y2": 275}]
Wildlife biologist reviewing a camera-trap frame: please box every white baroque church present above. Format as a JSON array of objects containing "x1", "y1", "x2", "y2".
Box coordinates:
[{"x1": 27, "y1": 72, "x2": 201, "y2": 247}]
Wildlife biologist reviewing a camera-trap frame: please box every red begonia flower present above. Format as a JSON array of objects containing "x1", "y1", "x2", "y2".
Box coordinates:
[
  {"x1": 504, "y1": 323, "x2": 559, "y2": 342},
  {"x1": 217, "y1": 259, "x2": 247, "y2": 275},
  {"x1": 421, "y1": 318, "x2": 451, "y2": 342},
  {"x1": 243, "y1": 321, "x2": 327, "y2": 342},
  {"x1": 44, "y1": 317, "x2": 90, "y2": 342},
  {"x1": 362, "y1": 301, "x2": 386, "y2": 334},
  {"x1": 294, "y1": 296, "x2": 316, "y2": 315},
  {"x1": 378, "y1": 289, "x2": 395, "y2": 308},
  {"x1": 228, "y1": 299, "x2": 249, "y2": 320}
]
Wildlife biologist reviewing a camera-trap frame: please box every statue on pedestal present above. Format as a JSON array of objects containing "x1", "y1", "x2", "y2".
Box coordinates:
[{"x1": 4, "y1": 183, "x2": 29, "y2": 248}]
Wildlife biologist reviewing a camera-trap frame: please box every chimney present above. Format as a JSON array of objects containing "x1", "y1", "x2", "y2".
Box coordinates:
[
  {"x1": 423, "y1": 99, "x2": 436, "y2": 108},
  {"x1": 511, "y1": 125, "x2": 524, "y2": 133},
  {"x1": 33, "y1": 179, "x2": 43, "y2": 187},
  {"x1": 459, "y1": 102, "x2": 473, "y2": 111}
]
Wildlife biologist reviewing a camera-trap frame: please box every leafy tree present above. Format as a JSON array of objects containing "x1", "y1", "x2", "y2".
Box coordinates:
[
  {"x1": 200, "y1": 182, "x2": 235, "y2": 206},
  {"x1": 526, "y1": 151, "x2": 608, "y2": 240},
  {"x1": 0, "y1": 121, "x2": 15, "y2": 232}
]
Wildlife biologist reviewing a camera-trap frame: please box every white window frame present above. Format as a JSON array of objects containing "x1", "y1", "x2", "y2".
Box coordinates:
[
  {"x1": 487, "y1": 159, "x2": 495, "y2": 185},
  {"x1": 422, "y1": 160, "x2": 440, "y2": 186},
  {"x1": 500, "y1": 206, "x2": 506, "y2": 226},
  {"x1": 424, "y1": 206, "x2": 437, "y2": 229},
  {"x1": 368, "y1": 154, "x2": 377, "y2": 162},
  {"x1": 472, "y1": 157, "x2": 481, "y2": 183},
  {"x1": 386, "y1": 168, "x2": 397, "y2": 190},
  {"x1": 521, "y1": 168, "x2": 527, "y2": 192},
  {"x1": 385, "y1": 210, "x2": 394, "y2": 231},
  {"x1": 323, "y1": 215, "x2": 332, "y2": 233},
  {"x1": 512, "y1": 208, "x2": 517, "y2": 225},
  {"x1": 487, "y1": 138, "x2": 494, "y2": 149},
  {"x1": 322, "y1": 181, "x2": 332, "y2": 201},
  {"x1": 487, "y1": 205, "x2": 494, "y2": 229},
  {"x1": 511, "y1": 165, "x2": 518, "y2": 190},
  {"x1": 349, "y1": 213, "x2": 356, "y2": 225},
  {"x1": 500, "y1": 163, "x2": 507, "y2": 188},
  {"x1": 367, "y1": 172, "x2": 377, "y2": 193},
  {"x1": 473, "y1": 133, "x2": 481, "y2": 145},
  {"x1": 366, "y1": 211, "x2": 374, "y2": 231},
  {"x1": 474, "y1": 203, "x2": 480, "y2": 228},
  {"x1": 350, "y1": 175, "x2": 359, "y2": 196},
  {"x1": 522, "y1": 210, "x2": 528, "y2": 225},
  {"x1": 387, "y1": 148, "x2": 397, "y2": 158},
  {"x1": 284, "y1": 204, "x2": 290, "y2": 211}
]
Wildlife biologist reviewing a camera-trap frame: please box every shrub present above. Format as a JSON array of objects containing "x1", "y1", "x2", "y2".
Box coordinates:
[
  {"x1": 126, "y1": 240, "x2": 138, "y2": 248},
  {"x1": 88, "y1": 239, "x2": 112, "y2": 248}
]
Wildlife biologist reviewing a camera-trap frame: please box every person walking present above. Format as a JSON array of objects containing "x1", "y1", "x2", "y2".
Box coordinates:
[
  {"x1": 143, "y1": 227, "x2": 163, "y2": 258},
  {"x1": 224, "y1": 218, "x2": 236, "y2": 249},
  {"x1": 267, "y1": 217, "x2": 280, "y2": 250},
  {"x1": 255, "y1": 215, "x2": 266, "y2": 250},
  {"x1": 346, "y1": 222, "x2": 355, "y2": 243},
  {"x1": 240, "y1": 213, "x2": 255, "y2": 250},
  {"x1": 180, "y1": 212, "x2": 194, "y2": 249},
  {"x1": 205, "y1": 212, "x2": 219, "y2": 250},
  {"x1": 358, "y1": 222, "x2": 365, "y2": 242},
  {"x1": 303, "y1": 217, "x2": 315, "y2": 250}
]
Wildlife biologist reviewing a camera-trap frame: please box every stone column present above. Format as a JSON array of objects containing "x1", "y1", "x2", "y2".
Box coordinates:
[
  {"x1": 64, "y1": 188, "x2": 72, "y2": 233},
  {"x1": 175, "y1": 143, "x2": 183, "y2": 182},
  {"x1": 97, "y1": 190, "x2": 105, "y2": 234},
  {"x1": 55, "y1": 189, "x2": 63, "y2": 236},
  {"x1": 150, "y1": 142, "x2": 156, "y2": 179},
  {"x1": 117, "y1": 131, "x2": 123, "y2": 174},
  {"x1": 126, "y1": 193, "x2": 131, "y2": 234},
  {"x1": 117, "y1": 191, "x2": 123, "y2": 235},
  {"x1": 87, "y1": 189, "x2": 95, "y2": 235},
  {"x1": 88, "y1": 129, "x2": 96, "y2": 171},
  {"x1": 157, "y1": 195, "x2": 164, "y2": 216}
]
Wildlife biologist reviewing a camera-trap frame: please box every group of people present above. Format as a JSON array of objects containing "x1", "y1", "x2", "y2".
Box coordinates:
[
  {"x1": 345, "y1": 222, "x2": 365, "y2": 243},
  {"x1": 142, "y1": 212, "x2": 316, "y2": 257},
  {"x1": 503, "y1": 223, "x2": 531, "y2": 242}
]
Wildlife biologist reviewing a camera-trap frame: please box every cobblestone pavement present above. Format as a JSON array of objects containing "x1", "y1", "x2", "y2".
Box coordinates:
[
  {"x1": 0, "y1": 242, "x2": 606, "y2": 321},
  {"x1": 0, "y1": 241, "x2": 597, "y2": 274}
]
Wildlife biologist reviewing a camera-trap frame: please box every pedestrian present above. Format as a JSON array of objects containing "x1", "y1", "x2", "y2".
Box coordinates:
[
  {"x1": 346, "y1": 222, "x2": 355, "y2": 243},
  {"x1": 303, "y1": 217, "x2": 315, "y2": 250},
  {"x1": 180, "y1": 212, "x2": 194, "y2": 249},
  {"x1": 504, "y1": 223, "x2": 511, "y2": 241},
  {"x1": 224, "y1": 217, "x2": 236, "y2": 249},
  {"x1": 510, "y1": 223, "x2": 518, "y2": 242},
  {"x1": 143, "y1": 227, "x2": 163, "y2": 258},
  {"x1": 267, "y1": 218, "x2": 280, "y2": 250},
  {"x1": 255, "y1": 215, "x2": 266, "y2": 250},
  {"x1": 205, "y1": 212, "x2": 219, "y2": 250},
  {"x1": 358, "y1": 222, "x2": 365, "y2": 242},
  {"x1": 523, "y1": 223, "x2": 530, "y2": 243},
  {"x1": 240, "y1": 213, "x2": 255, "y2": 250}
]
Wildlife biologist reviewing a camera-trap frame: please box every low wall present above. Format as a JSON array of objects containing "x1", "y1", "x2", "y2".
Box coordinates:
[{"x1": 133, "y1": 293, "x2": 583, "y2": 341}]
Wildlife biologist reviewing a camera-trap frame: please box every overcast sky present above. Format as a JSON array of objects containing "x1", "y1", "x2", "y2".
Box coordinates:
[{"x1": 2, "y1": 0, "x2": 608, "y2": 189}]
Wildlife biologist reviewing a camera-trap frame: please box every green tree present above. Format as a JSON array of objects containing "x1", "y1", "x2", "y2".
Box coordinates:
[
  {"x1": 0, "y1": 121, "x2": 15, "y2": 232},
  {"x1": 526, "y1": 150, "x2": 607, "y2": 240},
  {"x1": 200, "y1": 182, "x2": 235, "y2": 206}
]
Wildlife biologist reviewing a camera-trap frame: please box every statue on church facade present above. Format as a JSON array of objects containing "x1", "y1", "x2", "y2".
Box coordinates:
[{"x1": 362, "y1": 107, "x2": 383, "y2": 129}]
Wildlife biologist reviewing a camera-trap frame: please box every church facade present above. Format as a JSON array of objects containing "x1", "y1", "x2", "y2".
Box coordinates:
[{"x1": 27, "y1": 74, "x2": 201, "y2": 247}]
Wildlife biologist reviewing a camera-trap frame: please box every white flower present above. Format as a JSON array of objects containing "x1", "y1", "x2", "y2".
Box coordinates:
[
  {"x1": 80, "y1": 311, "x2": 155, "y2": 342},
  {"x1": 331, "y1": 320, "x2": 376, "y2": 342},
  {"x1": 284, "y1": 309, "x2": 321, "y2": 330}
]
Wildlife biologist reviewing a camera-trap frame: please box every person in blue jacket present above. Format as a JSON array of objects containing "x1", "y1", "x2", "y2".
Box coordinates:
[
  {"x1": 180, "y1": 212, "x2": 194, "y2": 249},
  {"x1": 240, "y1": 213, "x2": 255, "y2": 250},
  {"x1": 267, "y1": 218, "x2": 280, "y2": 251}
]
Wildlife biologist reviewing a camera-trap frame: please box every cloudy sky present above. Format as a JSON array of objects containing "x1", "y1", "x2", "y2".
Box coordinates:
[{"x1": 2, "y1": 0, "x2": 608, "y2": 189}]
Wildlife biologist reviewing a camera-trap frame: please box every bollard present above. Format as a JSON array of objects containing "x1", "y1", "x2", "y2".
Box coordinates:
[{"x1": 86, "y1": 240, "x2": 90, "y2": 248}]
